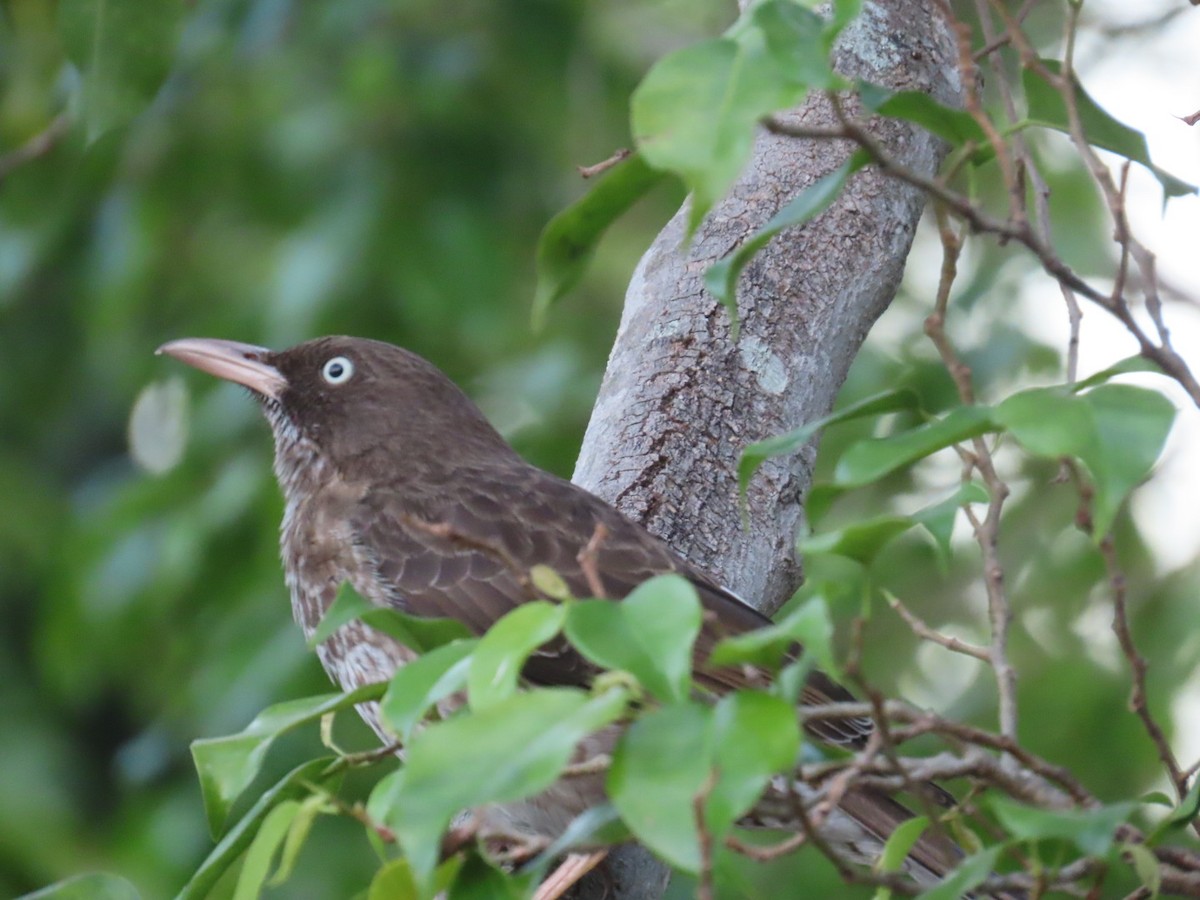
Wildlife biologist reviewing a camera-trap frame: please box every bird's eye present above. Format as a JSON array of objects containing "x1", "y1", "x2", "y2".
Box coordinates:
[{"x1": 321, "y1": 356, "x2": 354, "y2": 385}]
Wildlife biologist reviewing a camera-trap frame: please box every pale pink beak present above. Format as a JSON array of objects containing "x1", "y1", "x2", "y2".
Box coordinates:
[{"x1": 156, "y1": 338, "x2": 287, "y2": 400}]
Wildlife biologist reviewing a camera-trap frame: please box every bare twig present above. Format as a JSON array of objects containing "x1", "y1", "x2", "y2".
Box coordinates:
[
  {"x1": 577, "y1": 522, "x2": 611, "y2": 599},
  {"x1": 0, "y1": 113, "x2": 71, "y2": 185},
  {"x1": 886, "y1": 592, "x2": 991, "y2": 662},
  {"x1": 577, "y1": 148, "x2": 632, "y2": 179}
]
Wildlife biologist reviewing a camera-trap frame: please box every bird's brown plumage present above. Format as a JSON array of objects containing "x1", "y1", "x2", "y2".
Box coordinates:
[{"x1": 158, "y1": 334, "x2": 974, "y2": 889}]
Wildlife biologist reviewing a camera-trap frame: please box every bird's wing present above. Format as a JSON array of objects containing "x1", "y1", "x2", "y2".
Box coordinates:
[{"x1": 348, "y1": 462, "x2": 871, "y2": 746}]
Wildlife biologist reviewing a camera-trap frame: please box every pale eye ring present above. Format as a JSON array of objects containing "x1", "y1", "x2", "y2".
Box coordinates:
[{"x1": 321, "y1": 356, "x2": 354, "y2": 385}]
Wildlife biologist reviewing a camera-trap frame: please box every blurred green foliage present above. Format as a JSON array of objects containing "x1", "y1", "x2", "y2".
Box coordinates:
[{"x1": 2, "y1": 0, "x2": 1197, "y2": 898}]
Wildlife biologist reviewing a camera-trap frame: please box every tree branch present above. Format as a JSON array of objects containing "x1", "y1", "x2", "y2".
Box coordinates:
[{"x1": 569, "y1": 1, "x2": 963, "y2": 896}]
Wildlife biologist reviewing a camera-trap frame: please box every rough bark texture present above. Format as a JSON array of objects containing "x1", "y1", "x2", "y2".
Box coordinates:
[{"x1": 568, "y1": 1, "x2": 963, "y2": 897}]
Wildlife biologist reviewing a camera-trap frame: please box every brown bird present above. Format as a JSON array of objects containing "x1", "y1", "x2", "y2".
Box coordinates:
[{"x1": 158, "y1": 335, "x2": 970, "y2": 892}]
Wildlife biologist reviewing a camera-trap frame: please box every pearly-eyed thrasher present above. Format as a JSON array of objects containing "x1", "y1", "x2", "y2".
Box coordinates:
[{"x1": 159, "y1": 335, "x2": 971, "y2": 891}]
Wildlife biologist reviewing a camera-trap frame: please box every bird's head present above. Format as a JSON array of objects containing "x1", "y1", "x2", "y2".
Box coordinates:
[{"x1": 157, "y1": 336, "x2": 515, "y2": 480}]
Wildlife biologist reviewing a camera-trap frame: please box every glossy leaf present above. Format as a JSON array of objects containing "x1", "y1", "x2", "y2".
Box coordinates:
[
  {"x1": 833, "y1": 406, "x2": 996, "y2": 487},
  {"x1": 750, "y1": 1, "x2": 833, "y2": 89},
  {"x1": 739, "y1": 389, "x2": 920, "y2": 497},
  {"x1": 527, "y1": 804, "x2": 628, "y2": 870},
  {"x1": 1125, "y1": 842, "x2": 1163, "y2": 898},
  {"x1": 876, "y1": 815, "x2": 931, "y2": 875},
  {"x1": 232, "y1": 799, "x2": 299, "y2": 900},
  {"x1": 177, "y1": 758, "x2": 341, "y2": 900},
  {"x1": 447, "y1": 854, "x2": 529, "y2": 900},
  {"x1": 1023, "y1": 60, "x2": 1196, "y2": 200},
  {"x1": 859, "y1": 82, "x2": 987, "y2": 152},
  {"x1": 366, "y1": 859, "x2": 421, "y2": 900},
  {"x1": 191, "y1": 684, "x2": 382, "y2": 837},
  {"x1": 565, "y1": 574, "x2": 702, "y2": 702},
  {"x1": 709, "y1": 594, "x2": 838, "y2": 680},
  {"x1": 532, "y1": 153, "x2": 666, "y2": 329},
  {"x1": 799, "y1": 515, "x2": 914, "y2": 565},
  {"x1": 379, "y1": 639, "x2": 477, "y2": 741},
  {"x1": 912, "y1": 482, "x2": 989, "y2": 563},
  {"x1": 268, "y1": 795, "x2": 327, "y2": 886},
  {"x1": 995, "y1": 387, "x2": 1093, "y2": 458},
  {"x1": 382, "y1": 687, "x2": 629, "y2": 888},
  {"x1": 990, "y1": 796, "x2": 1134, "y2": 855},
  {"x1": 706, "y1": 691, "x2": 799, "y2": 838},
  {"x1": 1076, "y1": 385, "x2": 1174, "y2": 538},
  {"x1": 309, "y1": 582, "x2": 471, "y2": 652},
  {"x1": 467, "y1": 601, "x2": 566, "y2": 710},
  {"x1": 1071, "y1": 355, "x2": 1162, "y2": 392},
  {"x1": 608, "y1": 702, "x2": 714, "y2": 872},
  {"x1": 631, "y1": 31, "x2": 804, "y2": 233},
  {"x1": 915, "y1": 847, "x2": 1000, "y2": 900}
]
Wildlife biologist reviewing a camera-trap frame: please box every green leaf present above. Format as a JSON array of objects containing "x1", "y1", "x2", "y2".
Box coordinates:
[
  {"x1": 1125, "y1": 842, "x2": 1162, "y2": 898},
  {"x1": 608, "y1": 702, "x2": 714, "y2": 872},
  {"x1": 527, "y1": 804, "x2": 629, "y2": 870},
  {"x1": 706, "y1": 691, "x2": 799, "y2": 839},
  {"x1": 268, "y1": 794, "x2": 327, "y2": 886},
  {"x1": 22, "y1": 874, "x2": 141, "y2": 900},
  {"x1": 532, "y1": 153, "x2": 666, "y2": 329},
  {"x1": 705, "y1": 151, "x2": 868, "y2": 334},
  {"x1": 1144, "y1": 776, "x2": 1200, "y2": 846},
  {"x1": 631, "y1": 34, "x2": 804, "y2": 234},
  {"x1": 565, "y1": 574, "x2": 703, "y2": 702},
  {"x1": 1023, "y1": 60, "x2": 1196, "y2": 201},
  {"x1": 447, "y1": 854, "x2": 529, "y2": 900},
  {"x1": 309, "y1": 582, "x2": 471, "y2": 652},
  {"x1": 468, "y1": 601, "x2": 566, "y2": 710},
  {"x1": 995, "y1": 387, "x2": 1093, "y2": 458},
  {"x1": 366, "y1": 857, "x2": 462, "y2": 900},
  {"x1": 859, "y1": 82, "x2": 987, "y2": 152},
  {"x1": 367, "y1": 859, "x2": 422, "y2": 900},
  {"x1": 915, "y1": 847, "x2": 1000, "y2": 900},
  {"x1": 833, "y1": 406, "x2": 997, "y2": 487},
  {"x1": 750, "y1": 1, "x2": 833, "y2": 89},
  {"x1": 382, "y1": 687, "x2": 629, "y2": 890},
  {"x1": 232, "y1": 799, "x2": 300, "y2": 900},
  {"x1": 709, "y1": 595, "x2": 839, "y2": 681},
  {"x1": 1072, "y1": 355, "x2": 1162, "y2": 392},
  {"x1": 990, "y1": 796, "x2": 1134, "y2": 856},
  {"x1": 57, "y1": 0, "x2": 182, "y2": 140},
  {"x1": 379, "y1": 639, "x2": 477, "y2": 741},
  {"x1": 875, "y1": 816, "x2": 930, "y2": 876},
  {"x1": 798, "y1": 515, "x2": 914, "y2": 565},
  {"x1": 1077, "y1": 384, "x2": 1175, "y2": 537},
  {"x1": 829, "y1": 0, "x2": 864, "y2": 34},
  {"x1": 912, "y1": 482, "x2": 989, "y2": 563},
  {"x1": 177, "y1": 758, "x2": 341, "y2": 900},
  {"x1": 191, "y1": 683, "x2": 383, "y2": 837},
  {"x1": 1165, "y1": 777, "x2": 1200, "y2": 830},
  {"x1": 739, "y1": 389, "x2": 920, "y2": 497}
]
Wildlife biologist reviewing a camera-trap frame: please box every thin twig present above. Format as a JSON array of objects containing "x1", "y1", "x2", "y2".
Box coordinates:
[
  {"x1": 577, "y1": 148, "x2": 632, "y2": 179},
  {"x1": 577, "y1": 522, "x2": 611, "y2": 599}
]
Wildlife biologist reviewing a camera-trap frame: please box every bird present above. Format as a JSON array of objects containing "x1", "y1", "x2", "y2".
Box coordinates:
[{"x1": 158, "y1": 334, "x2": 973, "y2": 894}]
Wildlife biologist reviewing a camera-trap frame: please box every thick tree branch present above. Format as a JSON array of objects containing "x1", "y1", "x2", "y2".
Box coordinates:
[{"x1": 569, "y1": 2, "x2": 963, "y2": 896}]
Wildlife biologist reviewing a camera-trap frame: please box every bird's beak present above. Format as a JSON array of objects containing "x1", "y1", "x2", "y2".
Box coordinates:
[{"x1": 156, "y1": 338, "x2": 287, "y2": 400}]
